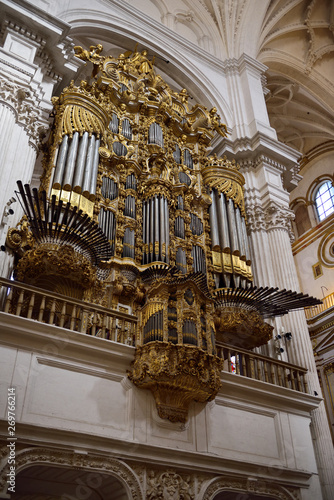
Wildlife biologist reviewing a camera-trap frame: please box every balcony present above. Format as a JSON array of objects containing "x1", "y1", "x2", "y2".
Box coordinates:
[
  {"x1": 0, "y1": 277, "x2": 309, "y2": 394},
  {"x1": 304, "y1": 291, "x2": 334, "y2": 321}
]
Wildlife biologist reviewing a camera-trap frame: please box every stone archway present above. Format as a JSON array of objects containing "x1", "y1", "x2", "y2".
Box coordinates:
[
  {"x1": 200, "y1": 477, "x2": 300, "y2": 500},
  {"x1": 0, "y1": 447, "x2": 144, "y2": 500}
]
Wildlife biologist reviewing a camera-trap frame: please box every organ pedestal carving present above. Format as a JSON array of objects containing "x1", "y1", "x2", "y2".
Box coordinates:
[{"x1": 8, "y1": 44, "x2": 321, "y2": 422}]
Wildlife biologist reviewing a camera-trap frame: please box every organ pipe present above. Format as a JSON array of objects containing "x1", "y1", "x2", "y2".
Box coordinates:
[
  {"x1": 82, "y1": 135, "x2": 96, "y2": 195},
  {"x1": 227, "y1": 198, "x2": 239, "y2": 255},
  {"x1": 53, "y1": 135, "x2": 69, "y2": 187},
  {"x1": 63, "y1": 132, "x2": 79, "y2": 190},
  {"x1": 110, "y1": 113, "x2": 119, "y2": 133},
  {"x1": 125, "y1": 174, "x2": 137, "y2": 190},
  {"x1": 217, "y1": 192, "x2": 230, "y2": 251},
  {"x1": 148, "y1": 122, "x2": 164, "y2": 147},
  {"x1": 123, "y1": 228, "x2": 135, "y2": 259},
  {"x1": 142, "y1": 196, "x2": 169, "y2": 263},
  {"x1": 73, "y1": 132, "x2": 89, "y2": 192},
  {"x1": 90, "y1": 138, "x2": 100, "y2": 195},
  {"x1": 122, "y1": 119, "x2": 132, "y2": 140},
  {"x1": 183, "y1": 149, "x2": 193, "y2": 169}
]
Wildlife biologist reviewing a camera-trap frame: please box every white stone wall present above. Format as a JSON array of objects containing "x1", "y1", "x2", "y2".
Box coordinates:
[{"x1": 0, "y1": 313, "x2": 323, "y2": 499}]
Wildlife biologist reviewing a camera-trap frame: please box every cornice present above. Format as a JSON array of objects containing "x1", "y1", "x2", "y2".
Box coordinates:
[
  {"x1": 292, "y1": 211, "x2": 334, "y2": 256},
  {"x1": 0, "y1": 75, "x2": 49, "y2": 150},
  {"x1": 0, "y1": 421, "x2": 314, "y2": 487}
]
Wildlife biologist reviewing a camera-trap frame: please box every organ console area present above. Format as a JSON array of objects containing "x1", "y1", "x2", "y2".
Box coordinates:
[{"x1": 9, "y1": 45, "x2": 320, "y2": 422}]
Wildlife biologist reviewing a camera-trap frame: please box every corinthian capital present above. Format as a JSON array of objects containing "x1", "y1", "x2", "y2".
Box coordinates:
[
  {"x1": 0, "y1": 76, "x2": 48, "y2": 149},
  {"x1": 246, "y1": 201, "x2": 295, "y2": 242}
]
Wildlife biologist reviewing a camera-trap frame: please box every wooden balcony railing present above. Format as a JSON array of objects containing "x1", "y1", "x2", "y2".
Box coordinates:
[
  {"x1": 304, "y1": 291, "x2": 334, "y2": 320},
  {"x1": 216, "y1": 342, "x2": 309, "y2": 393},
  {"x1": 0, "y1": 277, "x2": 137, "y2": 346},
  {"x1": 0, "y1": 277, "x2": 309, "y2": 393}
]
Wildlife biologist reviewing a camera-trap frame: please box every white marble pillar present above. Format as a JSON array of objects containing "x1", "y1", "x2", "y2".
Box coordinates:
[
  {"x1": 244, "y1": 175, "x2": 334, "y2": 500},
  {"x1": 0, "y1": 5, "x2": 82, "y2": 279}
]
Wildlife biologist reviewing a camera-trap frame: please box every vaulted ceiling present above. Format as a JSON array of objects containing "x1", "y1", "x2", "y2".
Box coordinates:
[
  {"x1": 31, "y1": 0, "x2": 334, "y2": 162},
  {"x1": 117, "y1": 0, "x2": 334, "y2": 161}
]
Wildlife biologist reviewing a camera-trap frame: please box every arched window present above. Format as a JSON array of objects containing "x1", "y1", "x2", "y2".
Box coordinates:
[
  {"x1": 294, "y1": 203, "x2": 311, "y2": 237},
  {"x1": 315, "y1": 181, "x2": 334, "y2": 221}
]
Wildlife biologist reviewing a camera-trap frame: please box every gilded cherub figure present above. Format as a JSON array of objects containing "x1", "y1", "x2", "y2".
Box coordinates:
[
  {"x1": 74, "y1": 44, "x2": 103, "y2": 77},
  {"x1": 209, "y1": 107, "x2": 228, "y2": 137}
]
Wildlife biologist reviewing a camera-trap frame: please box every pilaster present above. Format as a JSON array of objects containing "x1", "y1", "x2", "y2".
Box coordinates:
[{"x1": 0, "y1": 0, "x2": 82, "y2": 277}]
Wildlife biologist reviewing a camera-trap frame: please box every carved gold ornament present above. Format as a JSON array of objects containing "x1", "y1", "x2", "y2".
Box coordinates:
[
  {"x1": 129, "y1": 342, "x2": 222, "y2": 423},
  {"x1": 214, "y1": 307, "x2": 274, "y2": 349}
]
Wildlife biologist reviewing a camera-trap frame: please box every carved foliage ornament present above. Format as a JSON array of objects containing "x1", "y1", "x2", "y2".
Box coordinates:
[
  {"x1": 246, "y1": 201, "x2": 295, "y2": 240},
  {"x1": 0, "y1": 446, "x2": 143, "y2": 499},
  {"x1": 146, "y1": 469, "x2": 194, "y2": 500},
  {"x1": 16, "y1": 243, "x2": 97, "y2": 289},
  {"x1": 0, "y1": 75, "x2": 47, "y2": 148},
  {"x1": 202, "y1": 476, "x2": 301, "y2": 500},
  {"x1": 214, "y1": 307, "x2": 273, "y2": 349},
  {"x1": 129, "y1": 342, "x2": 223, "y2": 423}
]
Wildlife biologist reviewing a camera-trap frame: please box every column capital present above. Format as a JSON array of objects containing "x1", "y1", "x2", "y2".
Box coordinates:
[
  {"x1": 247, "y1": 201, "x2": 295, "y2": 242},
  {"x1": 0, "y1": 75, "x2": 48, "y2": 150}
]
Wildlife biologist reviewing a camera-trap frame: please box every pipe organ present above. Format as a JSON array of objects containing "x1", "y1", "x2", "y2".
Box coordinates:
[{"x1": 8, "y1": 45, "x2": 321, "y2": 422}]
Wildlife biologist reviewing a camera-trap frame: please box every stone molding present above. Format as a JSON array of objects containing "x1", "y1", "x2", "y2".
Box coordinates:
[
  {"x1": 246, "y1": 201, "x2": 295, "y2": 241},
  {"x1": 0, "y1": 75, "x2": 48, "y2": 150},
  {"x1": 0, "y1": 445, "x2": 143, "y2": 499},
  {"x1": 201, "y1": 476, "x2": 301, "y2": 500}
]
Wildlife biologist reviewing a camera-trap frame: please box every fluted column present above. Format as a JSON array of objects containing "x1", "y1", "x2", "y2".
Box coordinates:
[
  {"x1": 0, "y1": 81, "x2": 46, "y2": 278},
  {"x1": 247, "y1": 199, "x2": 334, "y2": 500}
]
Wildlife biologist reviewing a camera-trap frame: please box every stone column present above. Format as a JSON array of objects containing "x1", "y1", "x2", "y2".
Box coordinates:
[
  {"x1": 243, "y1": 158, "x2": 334, "y2": 500},
  {"x1": 0, "y1": 5, "x2": 82, "y2": 278}
]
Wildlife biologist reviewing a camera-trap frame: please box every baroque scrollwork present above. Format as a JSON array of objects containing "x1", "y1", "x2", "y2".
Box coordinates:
[
  {"x1": 0, "y1": 75, "x2": 47, "y2": 149},
  {"x1": 201, "y1": 475, "x2": 301, "y2": 500},
  {"x1": 246, "y1": 201, "x2": 295, "y2": 241},
  {"x1": 0, "y1": 446, "x2": 143, "y2": 499},
  {"x1": 128, "y1": 342, "x2": 222, "y2": 423}
]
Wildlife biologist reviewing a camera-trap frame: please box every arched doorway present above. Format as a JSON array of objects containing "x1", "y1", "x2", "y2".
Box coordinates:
[
  {"x1": 213, "y1": 493, "x2": 279, "y2": 500},
  {"x1": 13, "y1": 465, "x2": 129, "y2": 499}
]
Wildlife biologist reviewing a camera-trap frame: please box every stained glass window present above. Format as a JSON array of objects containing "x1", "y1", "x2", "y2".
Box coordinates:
[{"x1": 315, "y1": 181, "x2": 334, "y2": 221}]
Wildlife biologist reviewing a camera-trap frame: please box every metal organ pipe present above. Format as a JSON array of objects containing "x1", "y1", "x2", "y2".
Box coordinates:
[
  {"x1": 176, "y1": 247, "x2": 187, "y2": 273},
  {"x1": 73, "y1": 132, "x2": 89, "y2": 192},
  {"x1": 173, "y1": 145, "x2": 181, "y2": 164},
  {"x1": 165, "y1": 197, "x2": 169, "y2": 264},
  {"x1": 123, "y1": 228, "x2": 135, "y2": 259},
  {"x1": 110, "y1": 113, "x2": 119, "y2": 133},
  {"x1": 241, "y1": 213, "x2": 250, "y2": 262},
  {"x1": 90, "y1": 138, "x2": 100, "y2": 194},
  {"x1": 82, "y1": 135, "x2": 95, "y2": 194},
  {"x1": 235, "y1": 206, "x2": 245, "y2": 259},
  {"x1": 217, "y1": 191, "x2": 230, "y2": 251},
  {"x1": 148, "y1": 123, "x2": 164, "y2": 148},
  {"x1": 142, "y1": 196, "x2": 169, "y2": 263},
  {"x1": 149, "y1": 198, "x2": 154, "y2": 261},
  {"x1": 227, "y1": 198, "x2": 239, "y2": 254},
  {"x1": 125, "y1": 174, "x2": 137, "y2": 190},
  {"x1": 124, "y1": 195, "x2": 135, "y2": 218},
  {"x1": 155, "y1": 195, "x2": 159, "y2": 259},
  {"x1": 159, "y1": 196, "x2": 165, "y2": 259},
  {"x1": 122, "y1": 119, "x2": 132, "y2": 140},
  {"x1": 53, "y1": 132, "x2": 100, "y2": 200},
  {"x1": 54, "y1": 135, "x2": 69, "y2": 187},
  {"x1": 183, "y1": 149, "x2": 193, "y2": 169},
  {"x1": 63, "y1": 132, "x2": 79, "y2": 190},
  {"x1": 192, "y1": 245, "x2": 205, "y2": 274}
]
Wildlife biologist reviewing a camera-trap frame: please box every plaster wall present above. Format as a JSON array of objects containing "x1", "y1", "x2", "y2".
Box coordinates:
[{"x1": 0, "y1": 313, "x2": 322, "y2": 499}]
